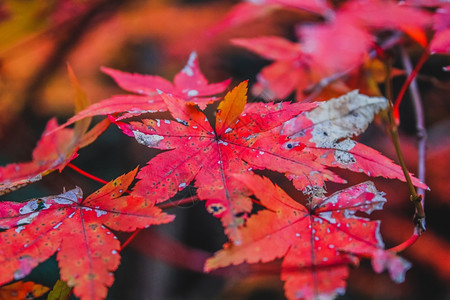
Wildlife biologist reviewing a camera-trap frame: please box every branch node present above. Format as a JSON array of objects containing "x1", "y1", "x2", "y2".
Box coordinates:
[{"x1": 413, "y1": 215, "x2": 426, "y2": 235}]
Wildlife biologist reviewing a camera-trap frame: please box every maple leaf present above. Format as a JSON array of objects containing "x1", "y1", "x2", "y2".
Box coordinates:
[
  {"x1": 113, "y1": 81, "x2": 318, "y2": 240},
  {"x1": 232, "y1": 29, "x2": 368, "y2": 101},
  {"x1": 404, "y1": 0, "x2": 446, "y2": 5},
  {"x1": 0, "y1": 66, "x2": 110, "y2": 195},
  {"x1": 114, "y1": 84, "x2": 425, "y2": 241},
  {"x1": 273, "y1": 91, "x2": 427, "y2": 191},
  {"x1": 231, "y1": 36, "x2": 308, "y2": 101},
  {"x1": 207, "y1": 0, "x2": 331, "y2": 36},
  {"x1": 0, "y1": 168, "x2": 174, "y2": 300},
  {"x1": 430, "y1": 4, "x2": 450, "y2": 53},
  {"x1": 56, "y1": 52, "x2": 231, "y2": 131},
  {"x1": 0, "y1": 281, "x2": 49, "y2": 300},
  {"x1": 205, "y1": 174, "x2": 411, "y2": 300},
  {"x1": 47, "y1": 280, "x2": 71, "y2": 300},
  {"x1": 233, "y1": 0, "x2": 431, "y2": 100},
  {"x1": 239, "y1": 91, "x2": 427, "y2": 191},
  {"x1": 339, "y1": 0, "x2": 431, "y2": 47}
]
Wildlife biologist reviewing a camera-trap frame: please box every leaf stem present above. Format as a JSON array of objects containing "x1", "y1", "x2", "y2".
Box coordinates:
[
  {"x1": 67, "y1": 163, "x2": 108, "y2": 184},
  {"x1": 157, "y1": 195, "x2": 200, "y2": 209},
  {"x1": 393, "y1": 50, "x2": 429, "y2": 124},
  {"x1": 120, "y1": 229, "x2": 142, "y2": 252},
  {"x1": 388, "y1": 232, "x2": 420, "y2": 253},
  {"x1": 399, "y1": 46, "x2": 427, "y2": 206},
  {"x1": 384, "y1": 58, "x2": 426, "y2": 234}
]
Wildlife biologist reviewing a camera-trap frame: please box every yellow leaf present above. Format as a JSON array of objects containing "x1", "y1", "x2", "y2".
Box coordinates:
[
  {"x1": 46, "y1": 280, "x2": 72, "y2": 300},
  {"x1": 215, "y1": 81, "x2": 248, "y2": 135}
]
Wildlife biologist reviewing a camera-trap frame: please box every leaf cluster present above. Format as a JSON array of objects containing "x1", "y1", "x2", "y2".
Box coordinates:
[{"x1": 0, "y1": 0, "x2": 446, "y2": 299}]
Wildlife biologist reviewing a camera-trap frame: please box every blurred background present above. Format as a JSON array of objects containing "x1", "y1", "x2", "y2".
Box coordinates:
[{"x1": 0, "y1": 0, "x2": 449, "y2": 299}]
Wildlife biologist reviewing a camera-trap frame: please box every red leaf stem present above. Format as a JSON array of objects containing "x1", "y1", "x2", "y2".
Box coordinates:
[
  {"x1": 388, "y1": 232, "x2": 420, "y2": 253},
  {"x1": 120, "y1": 229, "x2": 142, "y2": 252},
  {"x1": 157, "y1": 195, "x2": 200, "y2": 210},
  {"x1": 393, "y1": 50, "x2": 429, "y2": 125},
  {"x1": 67, "y1": 163, "x2": 108, "y2": 185}
]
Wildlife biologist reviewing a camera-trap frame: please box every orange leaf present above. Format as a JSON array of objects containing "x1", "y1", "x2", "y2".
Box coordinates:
[
  {"x1": 0, "y1": 281, "x2": 49, "y2": 300},
  {"x1": 215, "y1": 80, "x2": 248, "y2": 135}
]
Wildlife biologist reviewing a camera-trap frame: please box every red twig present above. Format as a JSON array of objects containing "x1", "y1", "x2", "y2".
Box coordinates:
[
  {"x1": 250, "y1": 197, "x2": 263, "y2": 206},
  {"x1": 120, "y1": 229, "x2": 142, "y2": 252},
  {"x1": 157, "y1": 195, "x2": 199, "y2": 209},
  {"x1": 393, "y1": 50, "x2": 429, "y2": 125},
  {"x1": 388, "y1": 232, "x2": 420, "y2": 253},
  {"x1": 250, "y1": 197, "x2": 277, "y2": 213},
  {"x1": 67, "y1": 163, "x2": 108, "y2": 184},
  {"x1": 382, "y1": 47, "x2": 429, "y2": 254},
  {"x1": 67, "y1": 163, "x2": 133, "y2": 193},
  {"x1": 384, "y1": 55, "x2": 426, "y2": 234}
]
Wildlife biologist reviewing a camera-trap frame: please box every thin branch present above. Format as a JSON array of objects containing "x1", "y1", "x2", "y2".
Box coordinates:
[
  {"x1": 157, "y1": 195, "x2": 200, "y2": 210},
  {"x1": 120, "y1": 229, "x2": 142, "y2": 252},
  {"x1": 66, "y1": 164, "x2": 200, "y2": 251},
  {"x1": 67, "y1": 163, "x2": 108, "y2": 185},
  {"x1": 384, "y1": 60, "x2": 426, "y2": 234},
  {"x1": 303, "y1": 70, "x2": 350, "y2": 102},
  {"x1": 388, "y1": 231, "x2": 420, "y2": 253},
  {"x1": 68, "y1": 162, "x2": 201, "y2": 210},
  {"x1": 393, "y1": 50, "x2": 429, "y2": 124},
  {"x1": 399, "y1": 46, "x2": 427, "y2": 207}
]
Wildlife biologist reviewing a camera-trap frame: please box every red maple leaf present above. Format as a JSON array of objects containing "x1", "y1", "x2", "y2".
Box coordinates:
[
  {"x1": 113, "y1": 81, "x2": 318, "y2": 240},
  {"x1": 271, "y1": 91, "x2": 428, "y2": 191},
  {"x1": 205, "y1": 174, "x2": 411, "y2": 300},
  {"x1": 430, "y1": 4, "x2": 450, "y2": 53},
  {"x1": 113, "y1": 83, "x2": 425, "y2": 241},
  {"x1": 231, "y1": 36, "x2": 308, "y2": 101},
  {"x1": 232, "y1": 0, "x2": 431, "y2": 101},
  {"x1": 339, "y1": 0, "x2": 431, "y2": 47},
  {"x1": 0, "y1": 168, "x2": 174, "y2": 300},
  {"x1": 207, "y1": 0, "x2": 331, "y2": 36},
  {"x1": 56, "y1": 52, "x2": 231, "y2": 131}
]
